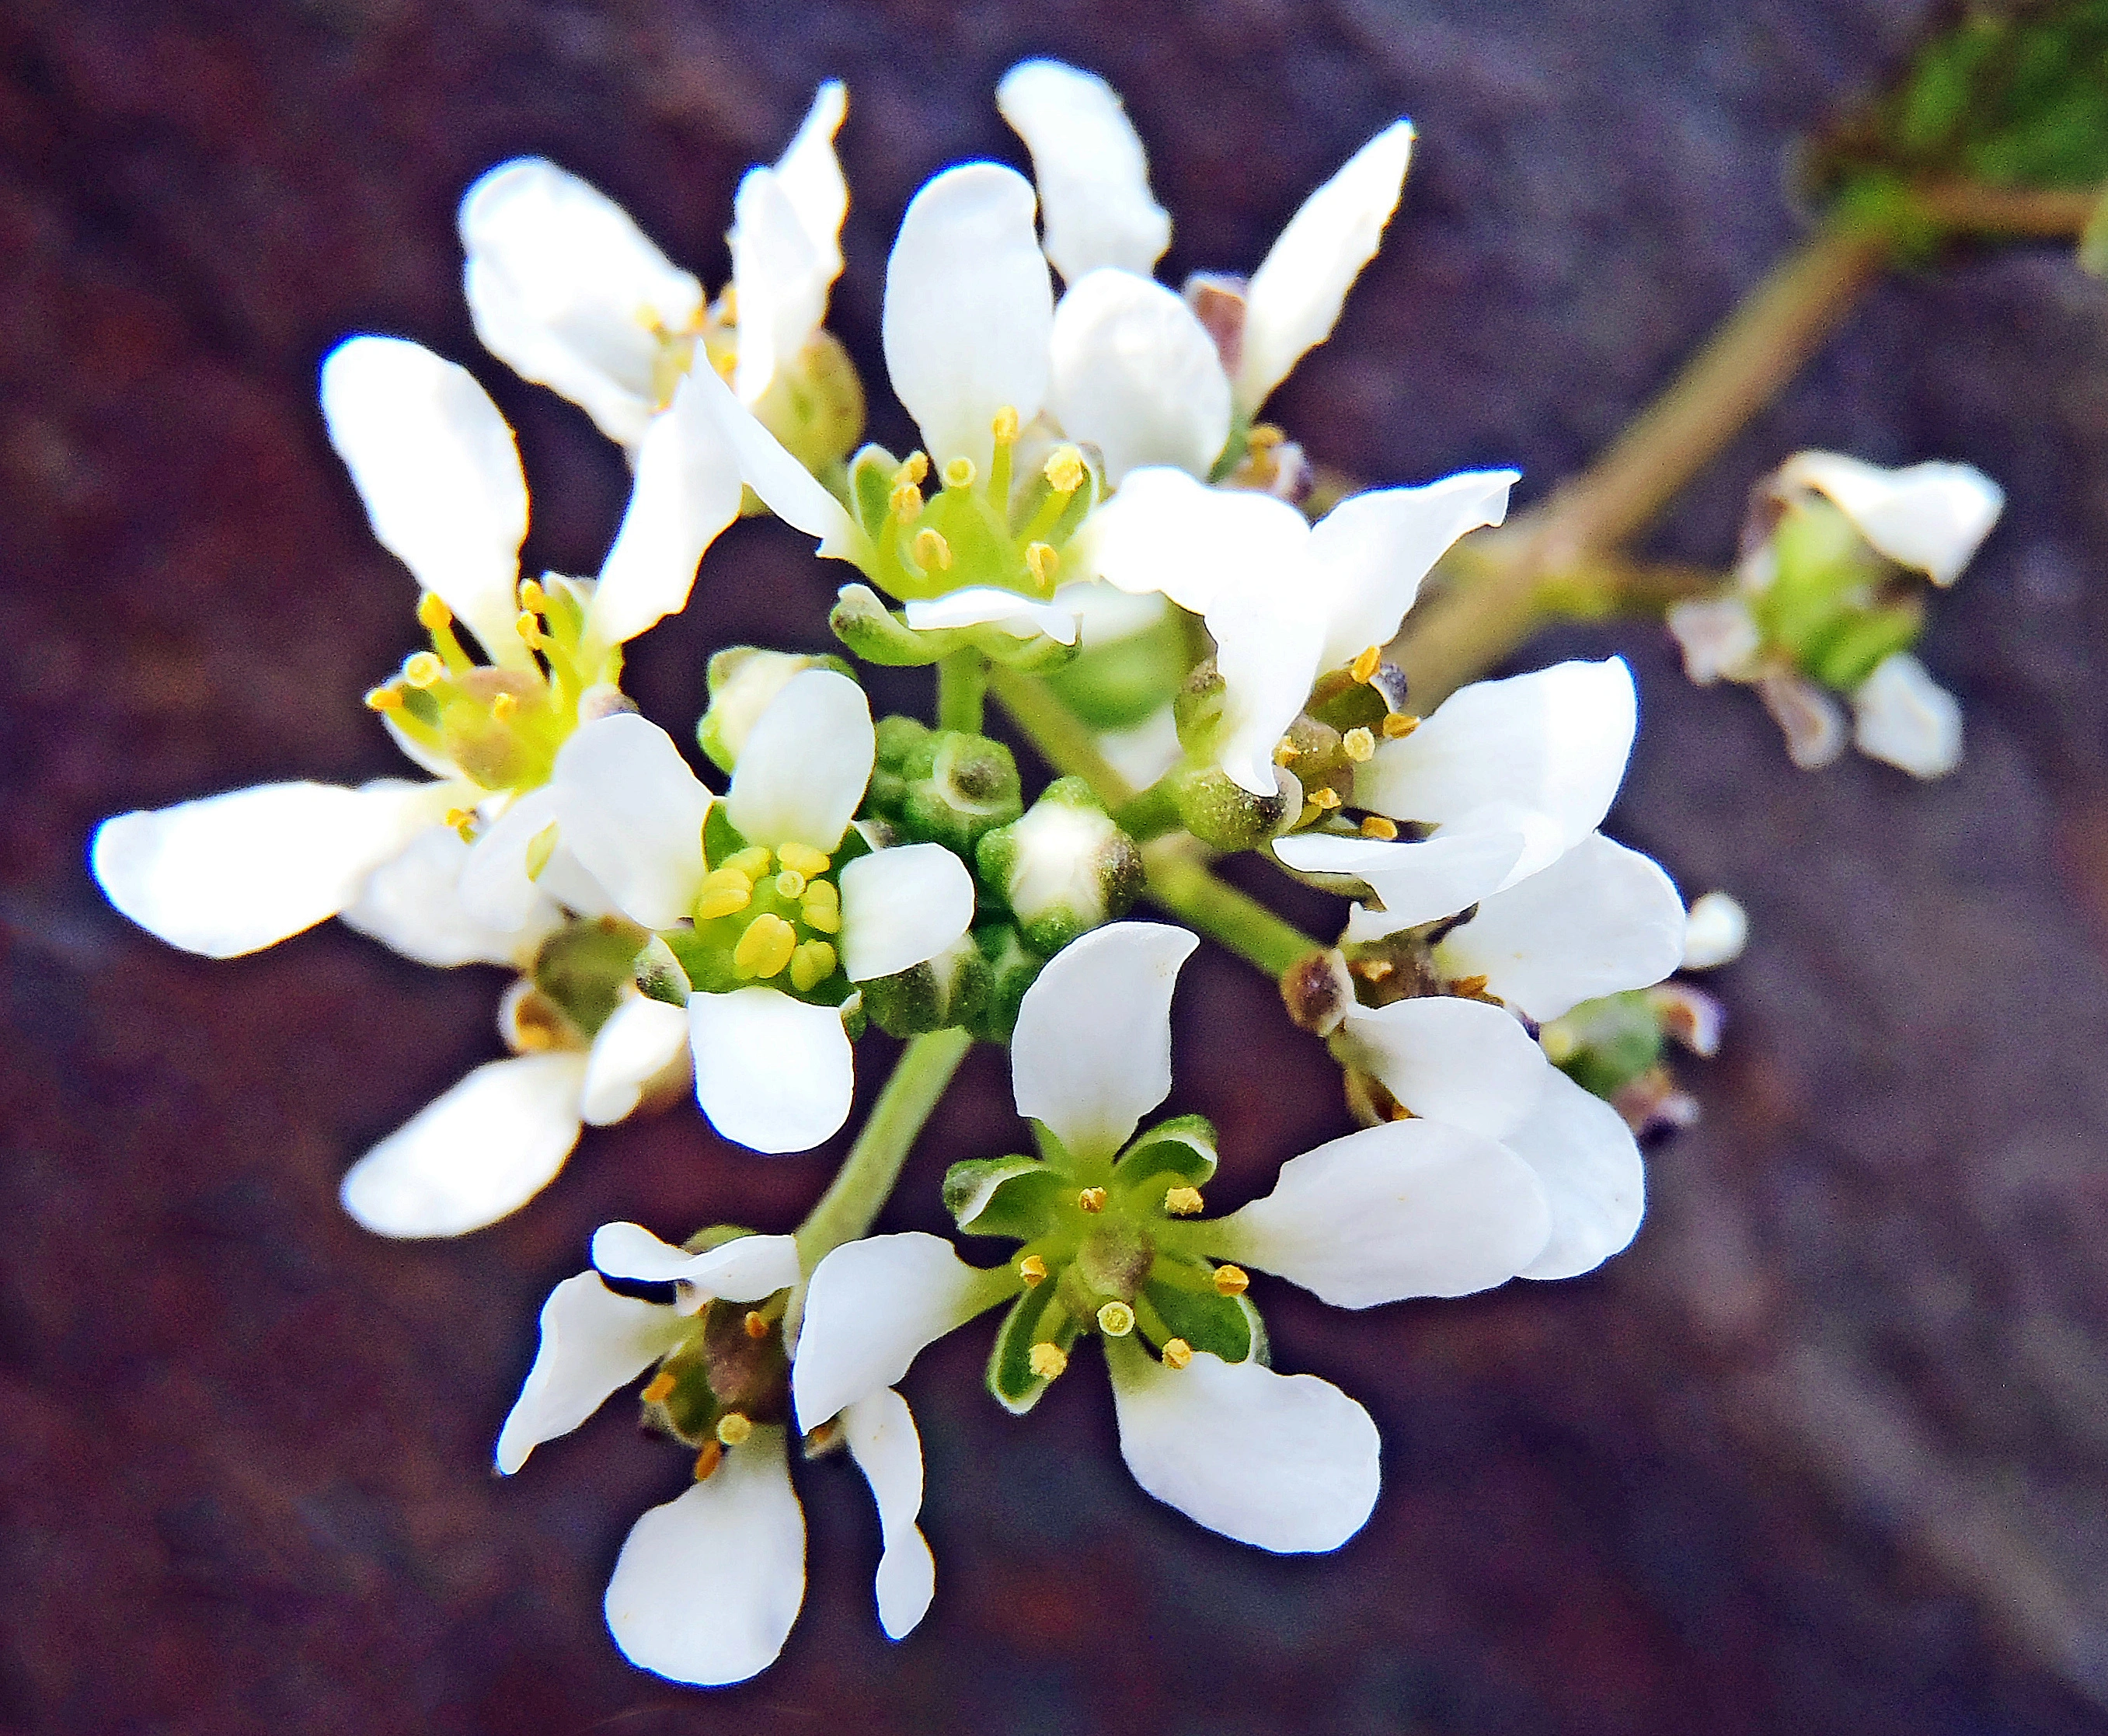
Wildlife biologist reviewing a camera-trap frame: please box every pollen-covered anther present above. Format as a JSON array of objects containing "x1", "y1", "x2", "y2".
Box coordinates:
[
  {"x1": 1450, "y1": 974, "x2": 1490, "y2": 998},
  {"x1": 1024, "y1": 541, "x2": 1060, "y2": 587},
  {"x1": 641, "y1": 1371, "x2": 677, "y2": 1406},
  {"x1": 942, "y1": 456, "x2": 976, "y2": 491},
  {"x1": 1310, "y1": 786, "x2": 1343, "y2": 810},
  {"x1": 800, "y1": 884, "x2": 842, "y2": 935},
  {"x1": 692, "y1": 1441, "x2": 723, "y2": 1482},
  {"x1": 1028, "y1": 1342, "x2": 1069, "y2": 1380},
  {"x1": 490, "y1": 690, "x2": 518, "y2": 722},
  {"x1": 1161, "y1": 1337, "x2": 1194, "y2": 1371},
  {"x1": 716, "y1": 1412, "x2": 754, "y2": 1447},
  {"x1": 1273, "y1": 736, "x2": 1298, "y2": 767},
  {"x1": 515, "y1": 609, "x2": 546, "y2": 648},
  {"x1": 1212, "y1": 1264, "x2": 1249, "y2": 1297},
  {"x1": 1017, "y1": 1253, "x2": 1048, "y2": 1287},
  {"x1": 443, "y1": 807, "x2": 477, "y2": 834},
  {"x1": 518, "y1": 579, "x2": 547, "y2": 612},
  {"x1": 913, "y1": 527, "x2": 954, "y2": 572},
  {"x1": 364, "y1": 685, "x2": 403, "y2": 713},
  {"x1": 401, "y1": 651, "x2": 444, "y2": 689},
  {"x1": 695, "y1": 866, "x2": 754, "y2": 921},
  {"x1": 774, "y1": 869, "x2": 807, "y2": 900},
  {"x1": 1360, "y1": 814, "x2": 1399, "y2": 840},
  {"x1": 778, "y1": 842, "x2": 831, "y2": 878},
  {"x1": 1382, "y1": 713, "x2": 1421, "y2": 740},
  {"x1": 733, "y1": 913, "x2": 798, "y2": 980},
  {"x1": 789, "y1": 939, "x2": 837, "y2": 992},
  {"x1": 743, "y1": 1310, "x2": 771, "y2": 1341},
  {"x1": 723, "y1": 846, "x2": 775, "y2": 880},
  {"x1": 1163, "y1": 1185, "x2": 1204, "y2": 1217},
  {"x1": 415, "y1": 591, "x2": 452, "y2": 631},
  {"x1": 901, "y1": 451, "x2": 930, "y2": 486},
  {"x1": 1077, "y1": 1187, "x2": 1108, "y2": 1214},
  {"x1": 1096, "y1": 1301, "x2": 1135, "y2": 1337},
  {"x1": 1350, "y1": 644, "x2": 1384, "y2": 684},
  {"x1": 1342, "y1": 727, "x2": 1375, "y2": 762},
  {"x1": 889, "y1": 479, "x2": 923, "y2": 525},
  {"x1": 1044, "y1": 446, "x2": 1085, "y2": 495},
  {"x1": 991, "y1": 405, "x2": 1020, "y2": 446}
]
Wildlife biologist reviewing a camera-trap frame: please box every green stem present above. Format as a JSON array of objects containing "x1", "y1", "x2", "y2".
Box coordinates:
[
  {"x1": 1113, "y1": 779, "x2": 1183, "y2": 842},
  {"x1": 795, "y1": 1027, "x2": 973, "y2": 1271},
  {"x1": 988, "y1": 667, "x2": 1137, "y2": 807},
  {"x1": 936, "y1": 650, "x2": 988, "y2": 734},
  {"x1": 1141, "y1": 839, "x2": 1318, "y2": 978}
]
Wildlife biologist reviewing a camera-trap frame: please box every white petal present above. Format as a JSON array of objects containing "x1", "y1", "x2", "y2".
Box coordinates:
[
  {"x1": 580, "y1": 995, "x2": 694, "y2": 1126},
  {"x1": 838, "y1": 843, "x2": 977, "y2": 982},
  {"x1": 1851, "y1": 652, "x2": 1963, "y2": 779},
  {"x1": 319, "y1": 336, "x2": 530, "y2": 663},
  {"x1": 1011, "y1": 921, "x2": 1197, "y2": 1159},
  {"x1": 772, "y1": 82, "x2": 850, "y2": 267},
  {"x1": 1306, "y1": 472, "x2": 1517, "y2": 671},
  {"x1": 1109, "y1": 1346, "x2": 1380, "y2": 1553},
  {"x1": 1776, "y1": 451, "x2": 2003, "y2": 586},
  {"x1": 590, "y1": 372, "x2": 744, "y2": 647},
  {"x1": 1274, "y1": 826, "x2": 1522, "y2": 933},
  {"x1": 1220, "y1": 1119, "x2": 1551, "y2": 1305},
  {"x1": 883, "y1": 163, "x2": 1054, "y2": 474},
  {"x1": 604, "y1": 1438, "x2": 805, "y2": 1687},
  {"x1": 1665, "y1": 594, "x2": 1762, "y2": 685},
  {"x1": 591, "y1": 1222, "x2": 804, "y2": 1300},
  {"x1": 1356, "y1": 657, "x2": 1637, "y2": 882},
  {"x1": 340, "y1": 821, "x2": 562, "y2": 968},
  {"x1": 549, "y1": 713, "x2": 714, "y2": 929},
  {"x1": 454, "y1": 786, "x2": 566, "y2": 933},
  {"x1": 793, "y1": 1232, "x2": 1012, "y2": 1428},
  {"x1": 93, "y1": 779, "x2": 451, "y2": 959},
  {"x1": 494, "y1": 1273, "x2": 686, "y2": 1474},
  {"x1": 679, "y1": 357, "x2": 866, "y2": 561},
  {"x1": 996, "y1": 61, "x2": 1171, "y2": 281},
  {"x1": 1503, "y1": 1068, "x2": 1646, "y2": 1281},
  {"x1": 1096, "y1": 703, "x2": 1184, "y2": 791},
  {"x1": 689, "y1": 989, "x2": 852, "y2": 1154},
  {"x1": 726, "y1": 668, "x2": 873, "y2": 852},
  {"x1": 1337, "y1": 995, "x2": 1548, "y2": 1138},
  {"x1": 842, "y1": 1389, "x2": 935, "y2": 1640},
  {"x1": 458, "y1": 158, "x2": 702, "y2": 449},
  {"x1": 1047, "y1": 270, "x2": 1232, "y2": 484},
  {"x1": 730, "y1": 165, "x2": 835, "y2": 406},
  {"x1": 1054, "y1": 577, "x2": 1171, "y2": 645},
  {"x1": 1758, "y1": 669, "x2": 1848, "y2": 770},
  {"x1": 1235, "y1": 120, "x2": 1413, "y2": 414},
  {"x1": 1679, "y1": 891, "x2": 1748, "y2": 971},
  {"x1": 1207, "y1": 595, "x2": 1329, "y2": 797},
  {"x1": 339, "y1": 1052, "x2": 587, "y2": 1238},
  {"x1": 1436, "y1": 833, "x2": 1687, "y2": 1023},
  {"x1": 902, "y1": 587, "x2": 1079, "y2": 645}
]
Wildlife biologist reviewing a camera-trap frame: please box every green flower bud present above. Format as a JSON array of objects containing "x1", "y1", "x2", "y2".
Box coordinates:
[
  {"x1": 532, "y1": 915, "x2": 651, "y2": 1038},
  {"x1": 859, "y1": 934, "x2": 991, "y2": 1037},
  {"x1": 1165, "y1": 762, "x2": 1301, "y2": 852},
  {"x1": 1539, "y1": 989, "x2": 1665, "y2": 1098},
  {"x1": 747, "y1": 329, "x2": 865, "y2": 482},
  {"x1": 696, "y1": 647, "x2": 853, "y2": 772},
  {"x1": 966, "y1": 922, "x2": 1045, "y2": 1043},
  {"x1": 1042, "y1": 589, "x2": 1193, "y2": 730},
  {"x1": 974, "y1": 778, "x2": 1144, "y2": 955}
]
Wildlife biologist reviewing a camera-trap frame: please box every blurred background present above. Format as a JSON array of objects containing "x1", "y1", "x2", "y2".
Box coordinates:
[{"x1": 7, "y1": 2, "x2": 2108, "y2": 1731}]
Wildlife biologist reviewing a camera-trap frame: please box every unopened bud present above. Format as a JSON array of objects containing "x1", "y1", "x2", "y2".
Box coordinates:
[
  {"x1": 697, "y1": 647, "x2": 852, "y2": 772},
  {"x1": 975, "y1": 777, "x2": 1144, "y2": 954}
]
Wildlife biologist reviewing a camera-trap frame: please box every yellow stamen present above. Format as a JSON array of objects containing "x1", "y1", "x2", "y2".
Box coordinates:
[
  {"x1": 518, "y1": 579, "x2": 547, "y2": 613},
  {"x1": 364, "y1": 685, "x2": 403, "y2": 713},
  {"x1": 716, "y1": 284, "x2": 738, "y2": 324},
  {"x1": 1162, "y1": 1337, "x2": 1194, "y2": 1370},
  {"x1": 695, "y1": 867, "x2": 754, "y2": 922},
  {"x1": 1350, "y1": 644, "x2": 1383, "y2": 684},
  {"x1": 692, "y1": 1441, "x2": 723, "y2": 1481},
  {"x1": 1311, "y1": 786, "x2": 1342, "y2": 810},
  {"x1": 1028, "y1": 1343, "x2": 1068, "y2": 1380},
  {"x1": 1342, "y1": 726, "x2": 1375, "y2": 762},
  {"x1": 800, "y1": 891, "x2": 842, "y2": 935},
  {"x1": 1246, "y1": 423, "x2": 1285, "y2": 452},
  {"x1": 778, "y1": 842, "x2": 831, "y2": 877},
  {"x1": 743, "y1": 1310, "x2": 771, "y2": 1341},
  {"x1": 716, "y1": 1412, "x2": 753, "y2": 1447},
  {"x1": 942, "y1": 455, "x2": 975, "y2": 491},
  {"x1": 912, "y1": 527, "x2": 953, "y2": 572},
  {"x1": 1273, "y1": 736, "x2": 1298, "y2": 766},
  {"x1": 490, "y1": 691, "x2": 517, "y2": 722},
  {"x1": 402, "y1": 651, "x2": 444, "y2": 688},
  {"x1": 515, "y1": 610, "x2": 545, "y2": 648},
  {"x1": 444, "y1": 807, "x2": 477, "y2": 833},
  {"x1": 991, "y1": 405, "x2": 1020, "y2": 445},
  {"x1": 1360, "y1": 814, "x2": 1399, "y2": 840},
  {"x1": 1096, "y1": 1301, "x2": 1135, "y2": 1337},
  {"x1": 1023, "y1": 541, "x2": 1059, "y2": 587},
  {"x1": 789, "y1": 940, "x2": 838, "y2": 992},
  {"x1": 890, "y1": 479, "x2": 924, "y2": 525},
  {"x1": 723, "y1": 846, "x2": 774, "y2": 879},
  {"x1": 733, "y1": 914, "x2": 797, "y2": 980},
  {"x1": 1163, "y1": 1185, "x2": 1204, "y2": 1217},
  {"x1": 1017, "y1": 1254, "x2": 1048, "y2": 1287},
  {"x1": 712, "y1": 348, "x2": 737, "y2": 382},
  {"x1": 1540, "y1": 1023, "x2": 1579, "y2": 1064},
  {"x1": 1353, "y1": 957, "x2": 1395, "y2": 982},
  {"x1": 902, "y1": 452, "x2": 930, "y2": 486},
  {"x1": 1077, "y1": 1187, "x2": 1107, "y2": 1214},
  {"x1": 416, "y1": 592, "x2": 452, "y2": 631},
  {"x1": 1382, "y1": 713, "x2": 1421, "y2": 740},
  {"x1": 1213, "y1": 1264, "x2": 1249, "y2": 1296},
  {"x1": 1043, "y1": 445, "x2": 1085, "y2": 494},
  {"x1": 523, "y1": 821, "x2": 559, "y2": 883},
  {"x1": 774, "y1": 869, "x2": 807, "y2": 899},
  {"x1": 1451, "y1": 974, "x2": 1490, "y2": 998},
  {"x1": 641, "y1": 1372, "x2": 676, "y2": 1405}
]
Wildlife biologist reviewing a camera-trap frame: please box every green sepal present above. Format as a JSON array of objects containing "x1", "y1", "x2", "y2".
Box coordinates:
[
  {"x1": 848, "y1": 443, "x2": 904, "y2": 538},
  {"x1": 659, "y1": 926, "x2": 738, "y2": 995},
  {"x1": 831, "y1": 584, "x2": 949, "y2": 665},
  {"x1": 861, "y1": 935, "x2": 990, "y2": 1037},
  {"x1": 632, "y1": 934, "x2": 692, "y2": 1006},
  {"x1": 987, "y1": 1285, "x2": 1081, "y2": 1415},
  {"x1": 702, "y1": 803, "x2": 747, "y2": 870},
  {"x1": 1806, "y1": 602, "x2": 1925, "y2": 692},
  {"x1": 1166, "y1": 762, "x2": 1299, "y2": 852},
  {"x1": 863, "y1": 723, "x2": 1023, "y2": 855},
  {"x1": 966, "y1": 922, "x2": 1045, "y2": 1043},
  {"x1": 1305, "y1": 664, "x2": 1406, "y2": 734},
  {"x1": 974, "y1": 777, "x2": 1145, "y2": 955},
  {"x1": 1113, "y1": 1114, "x2": 1220, "y2": 1193},
  {"x1": 942, "y1": 1155, "x2": 1067, "y2": 1239},
  {"x1": 1550, "y1": 989, "x2": 1665, "y2": 1099},
  {"x1": 532, "y1": 916, "x2": 650, "y2": 1039},
  {"x1": 1142, "y1": 1270, "x2": 1263, "y2": 1366}
]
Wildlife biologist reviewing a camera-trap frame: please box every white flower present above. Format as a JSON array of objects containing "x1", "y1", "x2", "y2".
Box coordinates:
[
  {"x1": 1772, "y1": 451, "x2": 2003, "y2": 587},
  {"x1": 1850, "y1": 650, "x2": 1963, "y2": 779},
  {"x1": 1086, "y1": 465, "x2": 1517, "y2": 793},
  {"x1": 1679, "y1": 891, "x2": 1749, "y2": 971},
  {"x1": 459, "y1": 83, "x2": 848, "y2": 449},
  {"x1": 998, "y1": 60, "x2": 1415, "y2": 480},
  {"x1": 494, "y1": 1223, "x2": 933, "y2": 1684}
]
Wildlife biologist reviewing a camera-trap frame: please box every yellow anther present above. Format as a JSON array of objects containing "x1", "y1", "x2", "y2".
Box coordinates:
[
  {"x1": 695, "y1": 868, "x2": 754, "y2": 922},
  {"x1": 711, "y1": 347, "x2": 737, "y2": 382},
  {"x1": 1162, "y1": 1337, "x2": 1194, "y2": 1370},
  {"x1": 789, "y1": 940, "x2": 838, "y2": 993},
  {"x1": 1023, "y1": 541, "x2": 1060, "y2": 587},
  {"x1": 942, "y1": 455, "x2": 976, "y2": 491},
  {"x1": 743, "y1": 1310, "x2": 771, "y2": 1341},
  {"x1": 716, "y1": 284, "x2": 739, "y2": 325},
  {"x1": 1540, "y1": 1023, "x2": 1579, "y2": 1065},
  {"x1": 800, "y1": 891, "x2": 842, "y2": 935},
  {"x1": 1311, "y1": 786, "x2": 1343, "y2": 810},
  {"x1": 778, "y1": 842, "x2": 831, "y2": 878},
  {"x1": 1350, "y1": 644, "x2": 1384, "y2": 684},
  {"x1": 774, "y1": 869, "x2": 807, "y2": 899},
  {"x1": 415, "y1": 592, "x2": 452, "y2": 631},
  {"x1": 1077, "y1": 1187, "x2": 1108, "y2": 1214},
  {"x1": 1163, "y1": 1185, "x2": 1204, "y2": 1217},
  {"x1": 1361, "y1": 814, "x2": 1399, "y2": 840},
  {"x1": 1382, "y1": 713, "x2": 1421, "y2": 740},
  {"x1": 1450, "y1": 974, "x2": 1490, "y2": 998},
  {"x1": 364, "y1": 685, "x2": 403, "y2": 713},
  {"x1": 1096, "y1": 1301, "x2": 1136, "y2": 1337},
  {"x1": 443, "y1": 807, "x2": 477, "y2": 832},
  {"x1": 1275, "y1": 736, "x2": 1301, "y2": 767},
  {"x1": 991, "y1": 405, "x2": 1020, "y2": 445},
  {"x1": 1246, "y1": 423, "x2": 1286, "y2": 451},
  {"x1": 1342, "y1": 726, "x2": 1375, "y2": 762},
  {"x1": 890, "y1": 479, "x2": 924, "y2": 525},
  {"x1": 1017, "y1": 1254, "x2": 1048, "y2": 1287},
  {"x1": 402, "y1": 651, "x2": 444, "y2": 688},
  {"x1": 490, "y1": 690, "x2": 518, "y2": 722},
  {"x1": 1389, "y1": 1103, "x2": 1416, "y2": 1121},
  {"x1": 515, "y1": 609, "x2": 545, "y2": 647},
  {"x1": 716, "y1": 1412, "x2": 753, "y2": 1447},
  {"x1": 1213, "y1": 1264, "x2": 1249, "y2": 1296},
  {"x1": 902, "y1": 452, "x2": 930, "y2": 485},
  {"x1": 692, "y1": 1441, "x2": 723, "y2": 1481},
  {"x1": 912, "y1": 527, "x2": 953, "y2": 572},
  {"x1": 1028, "y1": 1342, "x2": 1068, "y2": 1381},
  {"x1": 641, "y1": 1372, "x2": 677, "y2": 1405},
  {"x1": 1043, "y1": 445, "x2": 1085, "y2": 494},
  {"x1": 723, "y1": 846, "x2": 774, "y2": 879},
  {"x1": 518, "y1": 579, "x2": 547, "y2": 612},
  {"x1": 733, "y1": 914, "x2": 797, "y2": 980}
]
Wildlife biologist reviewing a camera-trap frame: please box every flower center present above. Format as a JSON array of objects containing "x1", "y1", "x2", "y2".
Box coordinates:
[{"x1": 666, "y1": 835, "x2": 852, "y2": 1004}]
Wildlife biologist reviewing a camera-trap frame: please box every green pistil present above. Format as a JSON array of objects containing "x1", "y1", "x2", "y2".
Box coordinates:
[{"x1": 665, "y1": 831, "x2": 855, "y2": 1006}]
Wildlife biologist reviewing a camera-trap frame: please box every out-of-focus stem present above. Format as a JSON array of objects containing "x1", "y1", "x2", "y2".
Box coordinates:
[
  {"x1": 988, "y1": 666, "x2": 1136, "y2": 807},
  {"x1": 936, "y1": 650, "x2": 988, "y2": 734},
  {"x1": 1141, "y1": 839, "x2": 1318, "y2": 978}
]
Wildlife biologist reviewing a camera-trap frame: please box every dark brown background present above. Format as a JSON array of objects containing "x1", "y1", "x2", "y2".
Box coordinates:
[{"x1": 8, "y1": 2, "x2": 2108, "y2": 1731}]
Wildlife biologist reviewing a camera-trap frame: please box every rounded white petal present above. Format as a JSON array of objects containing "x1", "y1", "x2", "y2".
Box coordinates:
[
  {"x1": 731, "y1": 164, "x2": 835, "y2": 406},
  {"x1": 1274, "y1": 826, "x2": 1523, "y2": 934},
  {"x1": 604, "y1": 1437, "x2": 805, "y2": 1687},
  {"x1": 1047, "y1": 270, "x2": 1232, "y2": 483},
  {"x1": 772, "y1": 82, "x2": 850, "y2": 267},
  {"x1": 1758, "y1": 669, "x2": 1849, "y2": 770},
  {"x1": 1221, "y1": 1119, "x2": 1552, "y2": 1305},
  {"x1": 1436, "y1": 834, "x2": 1687, "y2": 1023},
  {"x1": 1082, "y1": 464, "x2": 1306, "y2": 619},
  {"x1": 1679, "y1": 890, "x2": 1749, "y2": 971},
  {"x1": 1306, "y1": 471, "x2": 1517, "y2": 670},
  {"x1": 590, "y1": 372, "x2": 744, "y2": 647},
  {"x1": 93, "y1": 778, "x2": 451, "y2": 959},
  {"x1": 1109, "y1": 1347, "x2": 1380, "y2": 1553},
  {"x1": 340, "y1": 821, "x2": 560, "y2": 967},
  {"x1": 1096, "y1": 702, "x2": 1184, "y2": 792},
  {"x1": 843, "y1": 1388, "x2": 936, "y2": 1640},
  {"x1": 591, "y1": 1222, "x2": 804, "y2": 1301},
  {"x1": 1012, "y1": 921, "x2": 1198, "y2": 1159},
  {"x1": 1337, "y1": 995, "x2": 1548, "y2": 1138},
  {"x1": 838, "y1": 843, "x2": 977, "y2": 982},
  {"x1": 494, "y1": 1272, "x2": 687, "y2": 1474},
  {"x1": 793, "y1": 1232, "x2": 1013, "y2": 1429},
  {"x1": 1776, "y1": 451, "x2": 2003, "y2": 586},
  {"x1": 1503, "y1": 1067, "x2": 1646, "y2": 1281},
  {"x1": 997, "y1": 61, "x2": 1171, "y2": 281},
  {"x1": 458, "y1": 158, "x2": 702, "y2": 449},
  {"x1": 1055, "y1": 577, "x2": 1170, "y2": 646},
  {"x1": 882, "y1": 162, "x2": 1054, "y2": 474},
  {"x1": 1235, "y1": 119, "x2": 1413, "y2": 414},
  {"x1": 580, "y1": 995, "x2": 694, "y2": 1126},
  {"x1": 679, "y1": 358, "x2": 866, "y2": 561},
  {"x1": 454, "y1": 786, "x2": 566, "y2": 933},
  {"x1": 319, "y1": 336, "x2": 529, "y2": 662},
  {"x1": 339, "y1": 1053, "x2": 587, "y2": 1239},
  {"x1": 1666, "y1": 594, "x2": 1762, "y2": 685},
  {"x1": 1851, "y1": 652, "x2": 1963, "y2": 779},
  {"x1": 726, "y1": 668, "x2": 873, "y2": 852},
  {"x1": 689, "y1": 989, "x2": 853, "y2": 1154},
  {"x1": 1356, "y1": 657, "x2": 1638, "y2": 882},
  {"x1": 902, "y1": 587, "x2": 1079, "y2": 645},
  {"x1": 549, "y1": 713, "x2": 714, "y2": 929}
]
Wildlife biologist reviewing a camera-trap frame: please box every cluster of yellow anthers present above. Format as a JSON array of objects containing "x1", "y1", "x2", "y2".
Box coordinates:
[
  {"x1": 695, "y1": 841, "x2": 842, "y2": 994},
  {"x1": 1270, "y1": 643, "x2": 1424, "y2": 833}
]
